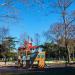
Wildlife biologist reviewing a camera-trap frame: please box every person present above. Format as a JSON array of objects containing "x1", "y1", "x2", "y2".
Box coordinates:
[
  {"x1": 4, "y1": 55, "x2": 7, "y2": 65},
  {"x1": 18, "y1": 55, "x2": 21, "y2": 67},
  {"x1": 22, "y1": 55, "x2": 26, "y2": 67}
]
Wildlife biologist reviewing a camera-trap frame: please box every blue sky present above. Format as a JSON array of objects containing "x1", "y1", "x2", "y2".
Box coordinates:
[
  {"x1": 0, "y1": 1, "x2": 59, "y2": 44},
  {"x1": 0, "y1": 0, "x2": 75, "y2": 47}
]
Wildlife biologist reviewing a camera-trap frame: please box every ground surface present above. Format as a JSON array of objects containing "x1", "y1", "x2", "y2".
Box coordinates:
[{"x1": 0, "y1": 63, "x2": 75, "y2": 75}]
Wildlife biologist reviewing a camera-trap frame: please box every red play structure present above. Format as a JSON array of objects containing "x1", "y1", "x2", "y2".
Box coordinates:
[{"x1": 18, "y1": 39, "x2": 45, "y2": 68}]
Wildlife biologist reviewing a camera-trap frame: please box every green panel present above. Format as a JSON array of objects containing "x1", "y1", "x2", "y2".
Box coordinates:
[
  {"x1": 37, "y1": 53, "x2": 45, "y2": 58},
  {"x1": 41, "y1": 54, "x2": 45, "y2": 58},
  {"x1": 37, "y1": 54, "x2": 40, "y2": 58}
]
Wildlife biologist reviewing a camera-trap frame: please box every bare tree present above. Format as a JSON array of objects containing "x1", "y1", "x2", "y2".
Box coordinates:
[
  {"x1": 0, "y1": 0, "x2": 19, "y2": 20},
  {"x1": 0, "y1": 26, "x2": 9, "y2": 44},
  {"x1": 20, "y1": 32, "x2": 28, "y2": 46},
  {"x1": 44, "y1": 0, "x2": 75, "y2": 63},
  {"x1": 19, "y1": 32, "x2": 33, "y2": 47},
  {"x1": 34, "y1": 33, "x2": 40, "y2": 46}
]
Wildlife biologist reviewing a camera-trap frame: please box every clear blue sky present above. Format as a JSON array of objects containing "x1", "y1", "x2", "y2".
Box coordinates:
[{"x1": 0, "y1": 0, "x2": 75, "y2": 47}]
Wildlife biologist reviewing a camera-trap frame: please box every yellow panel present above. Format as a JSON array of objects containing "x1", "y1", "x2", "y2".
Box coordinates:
[{"x1": 38, "y1": 60, "x2": 45, "y2": 68}]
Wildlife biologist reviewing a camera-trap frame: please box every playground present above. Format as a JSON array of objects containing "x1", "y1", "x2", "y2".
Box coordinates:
[
  {"x1": 17, "y1": 39, "x2": 45, "y2": 69},
  {"x1": 0, "y1": 0, "x2": 75, "y2": 75},
  {"x1": 0, "y1": 38, "x2": 75, "y2": 69},
  {"x1": 0, "y1": 36, "x2": 75, "y2": 75}
]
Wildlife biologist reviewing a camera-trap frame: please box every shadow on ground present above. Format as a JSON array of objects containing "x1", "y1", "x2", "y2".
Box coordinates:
[{"x1": 1, "y1": 66, "x2": 75, "y2": 75}]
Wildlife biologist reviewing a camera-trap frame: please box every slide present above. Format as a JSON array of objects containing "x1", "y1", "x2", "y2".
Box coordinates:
[{"x1": 30, "y1": 49, "x2": 39, "y2": 67}]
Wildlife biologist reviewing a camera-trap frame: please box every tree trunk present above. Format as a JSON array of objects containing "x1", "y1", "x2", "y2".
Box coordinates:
[
  {"x1": 58, "y1": 50, "x2": 60, "y2": 61},
  {"x1": 67, "y1": 47, "x2": 71, "y2": 63},
  {"x1": 73, "y1": 50, "x2": 74, "y2": 61}
]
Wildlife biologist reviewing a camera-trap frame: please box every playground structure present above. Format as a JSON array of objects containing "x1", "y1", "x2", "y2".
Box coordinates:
[{"x1": 18, "y1": 40, "x2": 45, "y2": 69}]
